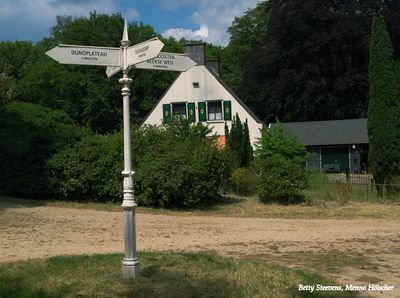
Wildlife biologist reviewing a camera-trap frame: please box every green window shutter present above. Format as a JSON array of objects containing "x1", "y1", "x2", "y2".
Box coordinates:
[
  {"x1": 198, "y1": 102, "x2": 207, "y2": 121},
  {"x1": 223, "y1": 101, "x2": 232, "y2": 120},
  {"x1": 163, "y1": 104, "x2": 171, "y2": 123},
  {"x1": 187, "y1": 103, "x2": 196, "y2": 122}
]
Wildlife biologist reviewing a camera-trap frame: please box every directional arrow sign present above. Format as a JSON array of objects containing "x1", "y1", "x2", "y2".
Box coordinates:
[
  {"x1": 106, "y1": 52, "x2": 196, "y2": 77},
  {"x1": 126, "y1": 37, "x2": 164, "y2": 67},
  {"x1": 134, "y1": 52, "x2": 196, "y2": 71},
  {"x1": 106, "y1": 66, "x2": 121, "y2": 78},
  {"x1": 46, "y1": 44, "x2": 121, "y2": 67}
]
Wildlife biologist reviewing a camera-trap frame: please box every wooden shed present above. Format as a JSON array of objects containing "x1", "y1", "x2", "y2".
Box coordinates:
[{"x1": 270, "y1": 119, "x2": 369, "y2": 172}]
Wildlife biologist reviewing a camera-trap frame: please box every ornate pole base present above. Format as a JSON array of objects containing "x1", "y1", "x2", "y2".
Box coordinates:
[
  {"x1": 122, "y1": 204, "x2": 139, "y2": 279},
  {"x1": 122, "y1": 256, "x2": 140, "y2": 279}
]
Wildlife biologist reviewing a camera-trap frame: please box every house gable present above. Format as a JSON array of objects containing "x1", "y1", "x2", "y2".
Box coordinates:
[{"x1": 142, "y1": 65, "x2": 262, "y2": 146}]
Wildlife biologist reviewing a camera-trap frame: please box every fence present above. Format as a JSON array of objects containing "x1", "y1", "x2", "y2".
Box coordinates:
[{"x1": 310, "y1": 172, "x2": 400, "y2": 202}]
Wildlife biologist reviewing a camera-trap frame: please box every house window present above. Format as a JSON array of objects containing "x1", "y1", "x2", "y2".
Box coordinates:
[
  {"x1": 172, "y1": 103, "x2": 187, "y2": 119},
  {"x1": 207, "y1": 101, "x2": 222, "y2": 121}
]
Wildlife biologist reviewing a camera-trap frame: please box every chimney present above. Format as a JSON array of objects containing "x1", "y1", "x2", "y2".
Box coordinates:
[
  {"x1": 183, "y1": 43, "x2": 205, "y2": 65},
  {"x1": 206, "y1": 59, "x2": 220, "y2": 77}
]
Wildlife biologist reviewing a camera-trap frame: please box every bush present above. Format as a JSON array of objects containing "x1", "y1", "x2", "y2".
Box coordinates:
[
  {"x1": 134, "y1": 120, "x2": 230, "y2": 208},
  {"x1": 256, "y1": 155, "x2": 308, "y2": 204},
  {"x1": 47, "y1": 133, "x2": 123, "y2": 202},
  {"x1": 0, "y1": 102, "x2": 87, "y2": 197},
  {"x1": 229, "y1": 167, "x2": 256, "y2": 196},
  {"x1": 255, "y1": 122, "x2": 307, "y2": 161},
  {"x1": 46, "y1": 120, "x2": 230, "y2": 207}
]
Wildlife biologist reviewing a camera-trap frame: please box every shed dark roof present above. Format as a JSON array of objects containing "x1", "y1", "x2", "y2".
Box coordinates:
[{"x1": 270, "y1": 118, "x2": 368, "y2": 146}]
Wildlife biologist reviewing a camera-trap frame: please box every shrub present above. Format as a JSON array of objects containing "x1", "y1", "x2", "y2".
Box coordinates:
[
  {"x1": 0, "y1": 102, "x2": 87, "y2": 197},
  {"x1": 229, "y1": 167, "x2": 256, "y2": 196},
  {"x1": 255, "y1": 122, "x2": 307, "y2": 162},
  {"x1": 134, "y1": 120, "x2": 230, "y2": 208},
  {"x1": 47, "y1": 133, "x2": 123, "y2": 202},
  {"x1": 46, "y1": 120, "x2": 230, "y2": 207},
  {"x1": 256, "y1": 155, "x2": 308, "y2": 204},
  {"x1": 335, "y1": 181, "x2": 352, "y2": 205}
]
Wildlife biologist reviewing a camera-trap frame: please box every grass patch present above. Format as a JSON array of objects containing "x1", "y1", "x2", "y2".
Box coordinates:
[
  {"x1": 305, "y1": 173, "x2": 400, "y2": 204},
  {"x1": 0, "y1": 252, "x2": 356, "y2": 298},
  {"x1": 280, "y1": 251, "x2": 377, "y2": 274},
  {"x1": 1, "y1": 194, "x2": 400, "y2": 219}
]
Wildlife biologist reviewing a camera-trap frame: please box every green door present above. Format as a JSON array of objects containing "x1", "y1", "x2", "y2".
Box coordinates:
[{"x1": 321, "y1": 146, "x2": 349, "y2": 173}]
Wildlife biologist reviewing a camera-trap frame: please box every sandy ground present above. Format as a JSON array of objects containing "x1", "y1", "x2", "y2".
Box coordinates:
[{"x1": 0, "y1": 201, "x2": 399, "y2": 297}]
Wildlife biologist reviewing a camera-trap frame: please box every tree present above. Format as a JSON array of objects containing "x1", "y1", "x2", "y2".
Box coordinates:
[
  {"x1": 0, "y1": 41, "x2": 41, "y2": 104},
  {"x1": 234, "y1": 0, "x2": 400, "y2": 123},
  {"x1": 254, "y1": 122, "x2": 308, "y2": 204},
  {"x1": 224, "y1": 1, "x2": 269, "y2": 90},
  {"x1": 255, "y1": 122, "x2": 307, "y2": 162},
  {"x1": 367, "y1": 16, "x2": 400, "y2": 190},
  {"x1": 225, "y1": 114, "x2": 253, "y2": 167},
  {"x1": 0, "y1": 102, "x2": 88, "y2": 197}
]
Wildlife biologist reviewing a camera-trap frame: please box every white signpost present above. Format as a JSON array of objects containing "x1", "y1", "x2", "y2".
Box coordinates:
[
  {"x1": 127, "y1": 38, "x2": 164, "y2": 66},
  {"x1": 45, "y1": 21, "x2": 195, "y2": 280},
  {"x1": 45, "y1": 44, "x2": 121, "y2": 66},
  {"x1": 106, "y1": 51, "x2": 196, "y2": 77}
]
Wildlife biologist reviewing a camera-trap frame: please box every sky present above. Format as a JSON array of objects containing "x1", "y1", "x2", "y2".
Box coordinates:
[{"x1": 0, "y1": 0, "x2": 260, "y2": 46}]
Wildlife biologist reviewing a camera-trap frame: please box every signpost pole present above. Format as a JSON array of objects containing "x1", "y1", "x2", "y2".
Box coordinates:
[
  {"x1": 119, "y1": 21, "x2": 139, "y2": 279},
  {"x1": 45, "y1": 20, "x2": 195, "y2": 280}
]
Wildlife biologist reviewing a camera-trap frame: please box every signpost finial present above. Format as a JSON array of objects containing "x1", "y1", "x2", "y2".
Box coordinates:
[{"x1": 121, "y1": 19, "x2": 130, "y2": 47}]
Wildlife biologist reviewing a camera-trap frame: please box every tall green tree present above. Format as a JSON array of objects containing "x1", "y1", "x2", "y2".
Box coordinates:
[
  {"x1": 367, "y1": 16, "x2": 400, "y2": 189},
  {"x1": 6, "y1": 12, "x2": 182, "y2": 133},
  {"x1": 223, "y1": 1, "x2": 269, "y2": 90},
  {"x1": 225, "y1": 114, "x2": 253, "y2": 167},
  {"x1": 234, "y1": 0, "x2": 400, "y2": 123}
]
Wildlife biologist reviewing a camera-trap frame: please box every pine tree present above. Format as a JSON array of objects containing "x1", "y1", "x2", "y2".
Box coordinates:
[
  {"x1": 368, "y1": 16, "x2": 400, "y2": 191},
  {"x1": 226, "y1": 114, "x2": 253, "y2": 167},
  {"x1": 241, "y1": 119, "x2": 253, "y2": 167}
]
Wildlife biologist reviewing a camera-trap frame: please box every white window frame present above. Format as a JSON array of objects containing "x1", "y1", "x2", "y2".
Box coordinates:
[
  {"x1": 206, "y1": 100, "x2": 223, "y2": 122},
  {"x1": 171, "y1": 102, "x2": 187, "y2": 119}
]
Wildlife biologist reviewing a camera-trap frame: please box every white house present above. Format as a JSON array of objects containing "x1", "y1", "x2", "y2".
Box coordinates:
[{"x1": 142, "y1": 43, "x2": 262, "y2": 147}]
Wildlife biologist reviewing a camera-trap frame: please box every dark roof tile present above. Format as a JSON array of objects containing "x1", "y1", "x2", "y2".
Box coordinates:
[{"x1": 270, "y1": 119, "x2": 368, "y2": 146}]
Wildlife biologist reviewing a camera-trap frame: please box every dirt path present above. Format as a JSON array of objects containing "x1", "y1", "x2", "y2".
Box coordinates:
[{"x1": 1, "y1": 201, "x2": 399, "y2": 297}]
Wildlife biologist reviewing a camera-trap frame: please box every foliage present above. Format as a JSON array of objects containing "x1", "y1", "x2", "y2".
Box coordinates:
[
  {"x1": 256, "y1": 155, "x2": 308, "y2": 204},
  {"x1": 229, "y1": 167, "x2": 256, "y2": 196},
  {"x1": 47, "y1": 133, "x2": 123, "y2": 202},
  {"x1": 134, "y1": 120, "x2": 229, "y2": 208},
  {"x1": 0, "y1": 102, "x2": 88, "y2": 197},
  {"x1": 367, "y1": 16, "x2": 400, "y2": 189},
  {"x1": 224, "y1": 1, "x2": 269, "y2": 90},
  {"x1": 255, "y1": 122, "x2": 307, "y2": 162},
  {"x1": 0, "y1": 12, "x2": 180, "y2": 133},
  {"x1": 0, "y1": 252, "x2": 343, "y2": 298},
  {"x1": 254, "y1": 122, "x2": 307, "y2": 204},
  {"x1": 225, "y1": 114, "x2": 253, "y2": 167},
  {"x1": 335, "y1": 181, "x2": 353, "y2": 205},
  {"x1": 0, "y1": 41, "x2": 42, "y2": 104},
  {"x1": 235, "y1": 0, "x2": 400, "y2": 123}
]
